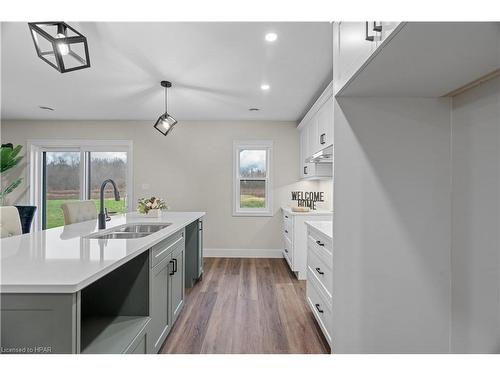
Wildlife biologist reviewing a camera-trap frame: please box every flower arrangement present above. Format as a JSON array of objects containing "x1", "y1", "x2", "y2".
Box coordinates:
[{"x1": 137, "y1": 196, "x2": 168, "y2": 214}]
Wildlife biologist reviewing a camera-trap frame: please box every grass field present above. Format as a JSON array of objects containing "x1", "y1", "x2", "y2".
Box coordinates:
[
  {"x1": 46, "y1": 199, "x2": 127, "y2": 229},
  {"x1": 46, "y1": 195, "x2": 262, "y2": 228},
  {"x1": 240, "y1": 195, "x2": 265, "y2": 208}
]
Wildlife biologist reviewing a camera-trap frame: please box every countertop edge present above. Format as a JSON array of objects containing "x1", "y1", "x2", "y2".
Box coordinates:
[
  {"x1": 281, "y1": 207, "x2": 333, "y2": 216},
  {"x1": 305, "y1": 220, "x2": 333, "y2": 240},
  {"x1": 1, "y1": 212, "x2": 205, "y2": 294}
]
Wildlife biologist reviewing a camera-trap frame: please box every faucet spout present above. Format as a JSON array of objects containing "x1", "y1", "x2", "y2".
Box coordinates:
[{"x1": 98, "y1": 179, "x2": 121, "y2": 230}]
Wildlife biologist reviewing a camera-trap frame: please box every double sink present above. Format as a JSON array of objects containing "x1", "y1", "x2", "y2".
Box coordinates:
[{"x1": 86, "y1": 223, "x2": 172, "y2": 240}]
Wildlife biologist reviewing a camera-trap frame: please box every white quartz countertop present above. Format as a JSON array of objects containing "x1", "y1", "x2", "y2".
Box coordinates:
[
  {"x1": 0, "y1": 211, "x2": 205, "y2": 294},
  {"x1": 281, "y1": 207, "x2": 333, "y2": 216},
  {"x1": 304, "y1": 221, "x2": 333, "y2": 239}
]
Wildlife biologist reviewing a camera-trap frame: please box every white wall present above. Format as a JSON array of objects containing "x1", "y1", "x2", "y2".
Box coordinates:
[
  {"x1": 1, "y1": 120, "x2": 331, "y2": 253},
  {"x1": 451, "y1": 76, "x2": 500, "y2": 353},
  {"x1": 333, "y1": 97, "x2": 452, "y2": 353}
]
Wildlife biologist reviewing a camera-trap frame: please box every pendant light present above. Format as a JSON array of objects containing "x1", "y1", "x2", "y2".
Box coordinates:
[
  {"x1": 154, "y1": 81, "x2": 178, "y2": 136},
  {"x1": 28, "y1": 22, "x2": 90, "y2": 73}
]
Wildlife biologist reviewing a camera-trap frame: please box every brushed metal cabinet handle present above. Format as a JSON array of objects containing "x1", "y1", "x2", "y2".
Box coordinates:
[{"x1": 365, "y1": 21, "x2": 375, "y2": 42}]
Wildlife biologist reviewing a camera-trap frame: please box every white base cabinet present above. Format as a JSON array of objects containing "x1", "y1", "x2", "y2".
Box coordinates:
[
  {"x1": 282, "y1": 208, "x2": 332, "y2": 280},
  {"x1": 305, "y1": 223, "x2": 333, "y2": 349}
]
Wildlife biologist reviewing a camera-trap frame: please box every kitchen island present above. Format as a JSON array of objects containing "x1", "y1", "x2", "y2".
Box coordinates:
[{"x1": 0, "y1": 211, "x2": 205, "y2": 354}]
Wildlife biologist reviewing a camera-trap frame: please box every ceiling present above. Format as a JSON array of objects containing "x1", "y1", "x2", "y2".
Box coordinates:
[{"x1": 1, "y1": 22, "x2": 332, "y2": 121}]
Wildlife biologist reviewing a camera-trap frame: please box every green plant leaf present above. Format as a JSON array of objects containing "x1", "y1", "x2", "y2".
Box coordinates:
[
  {"x1": 0, "y1": 145, "x2": 23, "y2": 173},
  {"x1": 0, "y1": 178, "x2": 22, "y2": 197}
]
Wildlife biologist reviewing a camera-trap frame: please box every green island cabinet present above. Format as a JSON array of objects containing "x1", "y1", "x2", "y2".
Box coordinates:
[{"x1": 0, "y1": 219, "x2": 203, "y2": 354}]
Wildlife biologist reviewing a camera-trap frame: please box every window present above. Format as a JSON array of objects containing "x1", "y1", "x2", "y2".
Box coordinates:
[
  {"x1": 28, "y1": 140, "x2": 133, "y2": 230},
  {"x1": 233, "y1": 141, "x2": 273, "y2": 216}
]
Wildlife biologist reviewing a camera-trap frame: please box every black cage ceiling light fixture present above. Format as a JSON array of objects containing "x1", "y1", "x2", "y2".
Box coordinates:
[
  {"x1": 28, "y1": 22, "x2": 90, "y2": 73},
  {"x1": 154, "y1": 81, "x2": 178, "y2": 136}
]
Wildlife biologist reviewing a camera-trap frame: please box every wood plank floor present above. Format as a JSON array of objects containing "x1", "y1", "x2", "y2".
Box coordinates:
[{"x1": 161, "y1": 258, "x2": 330, "y2": 354}]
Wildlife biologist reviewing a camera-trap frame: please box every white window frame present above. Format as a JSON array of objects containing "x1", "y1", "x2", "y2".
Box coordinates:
[
  {"x1": 233, "y1": 140, "x2": 273, "y2": 217},
  {"x1": 27, "y1": 139, "x2": 133, "y2": 230}
]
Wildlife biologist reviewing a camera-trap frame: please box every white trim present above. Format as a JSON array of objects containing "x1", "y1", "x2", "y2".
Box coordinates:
[
  {"x1": 297, "y1": 81, "x2": 333, "y2": 130},
  {"x1": 204, "y1": 248, "x2": 283, "y2": 258},
  {"x1": 27, "y1": 139, "x2": 133, "y2": 231},
  {"x1": 232, "y1": 140, "x2": 273, "y2": 217},
  {"x1": 27, "y1": 139, "x2": 133, "y2": 148}
]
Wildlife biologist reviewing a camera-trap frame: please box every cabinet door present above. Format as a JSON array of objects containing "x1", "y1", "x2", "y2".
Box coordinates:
[
  {"x1": 170, "y1": 245, "x2": 185, "y2": 325},
  {"x1": 317, "y1": 97, "x2": 333, "y2": 149},
  {"x1": 198, "y1": 220, "x2": 203, "y2": 277},
  {"x1": 300, "y1": 126, "x2": 316, "y2": 178},
  {"x1": 299, "y1": 128, "x2": 307, "y2": 178},
  {"x1": 376, "y1": 22, "x2": 400, "y2": 48},
  {"x1": 337, "y1": 22, "x2": 377, "y2": 90},
  {"x1": 150, "y1": 255, "x2": 171, "y2": 353},
  {"x1": 125, "y1": 327, "x2": 148, "y2": 354},
  {"x1": 308, "y1": 112, "x2": 320, "y2": 155}
]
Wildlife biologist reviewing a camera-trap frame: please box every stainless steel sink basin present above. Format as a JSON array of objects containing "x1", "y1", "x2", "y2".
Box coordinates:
[
  {"x1": 89, "y1": 232, "x2": 151, "y2": 240},
  {"x1": 115, "y1": 223, "x2": 171, "y2": 233},
  {"x1": 86, "y1": 223, "x2": 172, "y2": 240}
]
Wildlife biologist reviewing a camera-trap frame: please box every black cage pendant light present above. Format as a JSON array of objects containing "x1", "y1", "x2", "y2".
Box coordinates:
[
  {"x1": 154, "y1": 81, "x2": 178, "y2": 136},
  {"x1": 28, "y1": 22, "x2": 90, "y2": 73}
]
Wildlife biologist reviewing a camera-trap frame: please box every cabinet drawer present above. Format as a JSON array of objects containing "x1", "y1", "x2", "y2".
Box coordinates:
[
  {"x1": 151, "y1": 230, "x2": 184, "y2": 268},
  {"x1": 308, "y1": 241, "x2": 332, "y2": 298},
  {"x1": 283, "y1": 213, "x2": 293, "y2": 239},
  {"x1": 307, "y1": 227, "x2": 333, "y2": 257},
  {"x1": 307, "y1": 270, "x2": 333, "y2": 346},
  {"x1": 307, "y1": 234, "x2": 333, "y2": 267}
]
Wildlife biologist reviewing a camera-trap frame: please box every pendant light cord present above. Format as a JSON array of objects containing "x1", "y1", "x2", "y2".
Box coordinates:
[{"x1": 164, "y1": 86, "x2": 168, "y2": 114}]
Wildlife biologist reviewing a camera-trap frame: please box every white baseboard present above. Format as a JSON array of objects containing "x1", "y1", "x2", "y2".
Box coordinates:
[{"x1": 204, "y1": 248, "x2": 283, "y2": 258}]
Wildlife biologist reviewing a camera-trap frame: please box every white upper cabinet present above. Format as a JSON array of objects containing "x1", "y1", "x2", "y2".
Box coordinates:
[
  {"x1": 298, "y1": 82, "x2": 333, "y2": 180},
  {"x1": 336, "y1": 22, "x2": 377, "y2": 92},
  {"x1": 335, "y1": 22, "x2": 497, "y2": 97},
  {"x1": 300, "y1": 125, "x2": 316, "y2": 178},
  {"x1": 335, "y1": 22, "x2": 402, "y2": 93},
  {"x1": 377, "y1": 22, "x2": 400, "y2": 47},
  {"x1": 308, "y1": 112, "x2": 320, "y2": 156},
  {"x1": 317, "y1": 96, "x2": 333, "y2": 150}
]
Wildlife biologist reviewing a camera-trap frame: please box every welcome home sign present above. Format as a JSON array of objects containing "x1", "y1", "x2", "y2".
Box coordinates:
[{"x1": 291, "y1": 191, "x2": 325, "y2": 210}]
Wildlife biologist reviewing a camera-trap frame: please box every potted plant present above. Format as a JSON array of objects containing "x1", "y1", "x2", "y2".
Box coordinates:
[
  {"x1": 137, "y1": 196, "x2": 168, "y2": 217},
  {"x1": 0, "y1": 143, "x2": 37, "y2": 233}
]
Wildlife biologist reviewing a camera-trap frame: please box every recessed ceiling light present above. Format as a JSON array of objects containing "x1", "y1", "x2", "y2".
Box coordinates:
[
  {"x1": 249, "y1": 108, "x2": 260, "y2": 111},
  {"x1": 39, "y1": 106, "x2": 54, "y2": 111},
  {"x1": 265, "y1": 32, "x2": 278, "y2": 42},
  {"x1": 260, "y1": 84, "x2": 270, "y2": 91}
]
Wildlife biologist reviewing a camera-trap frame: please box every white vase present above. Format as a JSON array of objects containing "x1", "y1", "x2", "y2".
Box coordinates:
[{"x1": 147, "y1": 208, "x2": 160, "y2": 217}]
